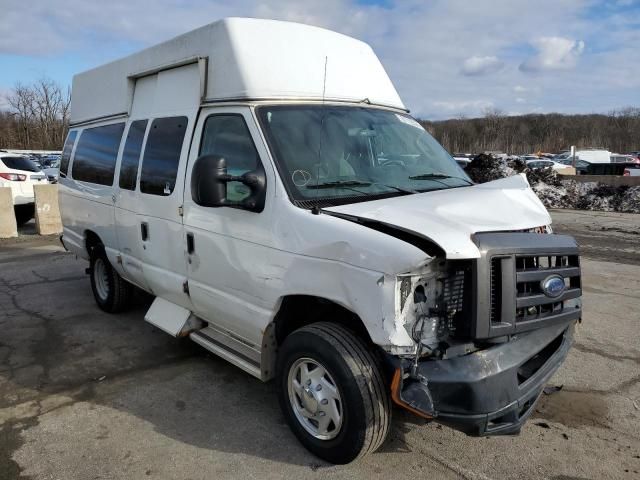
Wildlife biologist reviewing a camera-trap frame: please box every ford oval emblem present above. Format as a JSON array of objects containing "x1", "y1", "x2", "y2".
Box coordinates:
[{"x1": 541, "y1": 275, "x2": 566, "y2": 298}]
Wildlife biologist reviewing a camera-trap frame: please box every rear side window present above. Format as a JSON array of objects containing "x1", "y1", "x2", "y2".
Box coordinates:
[
  {"x1": 72, "y1": 123, "x2": 125, "y2": 185},
  {"x1": 0, "y1": 156, "x2": 40, "y2": 172},
  {"x1": 140, "y1": 116, "x2": 187, "y2": 196},
  {"x1": 60, "y1": 130, "x2": 77, "y2": 176},
  {"x1": 119, "y1": 120, "x2": 148, "y2": 190}
]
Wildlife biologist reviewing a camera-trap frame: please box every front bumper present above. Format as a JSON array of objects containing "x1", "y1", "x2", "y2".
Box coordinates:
[{"x1": 395, "y1": 320, "x2": 574, "y2": 436}]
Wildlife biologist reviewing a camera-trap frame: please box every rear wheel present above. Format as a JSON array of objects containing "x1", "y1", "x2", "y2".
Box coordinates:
[
  {"x1": 89, "y1": 246, "x2": 133, "y2": 313},
  {"x1": 276, "y1": 322, "x2": 391, "y2": 464},
  {"x1": 14, "y1": 204, "x2": 34, "y2": 226}
]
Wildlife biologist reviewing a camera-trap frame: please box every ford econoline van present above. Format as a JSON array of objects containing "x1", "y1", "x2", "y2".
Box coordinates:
[{"x1": 59, "y1": 18, "x2": 582, "y2": 464}]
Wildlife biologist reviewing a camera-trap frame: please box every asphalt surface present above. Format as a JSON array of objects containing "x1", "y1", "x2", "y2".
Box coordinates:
[{"x1": 1, "y1": 210, "x2": 639, "y2": 480}]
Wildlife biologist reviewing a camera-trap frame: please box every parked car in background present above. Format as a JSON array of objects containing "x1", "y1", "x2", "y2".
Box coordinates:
[
  {"x1": 555, "y1": 149, "x2": 611, "y2": 164},
  {"x1": 610, "y1": 154, "x2": 636, "y2": 164},
  {"x1": 40, "y1": 154, "x2": 60, "y2": 167},
  {"x1": 623, "y1": 164, "x2": 640, "y2": 176},
  {"x1": 41, "y1": 156, "x2": 61, "y2": 183},
  {"x1": 0, "y1": 153, "x2": 49, "y2": 225},
  {"x1": 556, "y1": 158, "x2": 591, "y2": 174},
  {"x1": 525, "y1": 159, "x2": 571, "y2": 171},
  {"x1": 452, "y1": 153, "x2": 473, "y2": 169}
]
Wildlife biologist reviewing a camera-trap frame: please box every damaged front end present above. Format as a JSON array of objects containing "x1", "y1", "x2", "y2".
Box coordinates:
[{"x1": 389, "y1": 232, "x2": 582, "y2": 436}]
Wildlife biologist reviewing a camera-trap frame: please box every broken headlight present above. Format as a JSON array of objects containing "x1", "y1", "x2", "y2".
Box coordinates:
[{"x1": 396, "y1": 262, "x2": 470, "y2": 353}]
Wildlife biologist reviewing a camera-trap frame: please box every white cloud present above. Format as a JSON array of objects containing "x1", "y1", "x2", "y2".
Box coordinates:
[
  {"x1": 515, "y1": 97, "x2": 526, "y2": 104},
  {"x1": 520, "y1": 37, "x2": 585, "y2": 72},
  {"x1": 0, "y1": 0, "x2": 638, "y2": 119},
  {"x1": 432, "y1": 99, "x2": 494, "y2": 113},
  {"x1": 461, "y1": 56, "x2": 504, "y2": 76}
]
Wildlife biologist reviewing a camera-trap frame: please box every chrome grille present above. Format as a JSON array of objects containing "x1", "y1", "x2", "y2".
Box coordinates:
[
  {"x1": 473, "y1": 232, "x2": 582, "y2": 339},
  {"x1": 514, "y1": 254, "x2": 581, "y2": 321}
]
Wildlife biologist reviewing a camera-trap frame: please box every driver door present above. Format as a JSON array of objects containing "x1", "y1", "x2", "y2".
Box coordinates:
[{"x1": 182, "y1": 107, "x2": 276, "y2": 347}]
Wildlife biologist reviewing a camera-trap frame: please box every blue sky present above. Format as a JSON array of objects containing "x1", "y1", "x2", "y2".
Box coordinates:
[{"x1": 1, "y1": 0, "x2": 639, "y2": 119}]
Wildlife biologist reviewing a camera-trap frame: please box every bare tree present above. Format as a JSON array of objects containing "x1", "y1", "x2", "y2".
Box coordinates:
[
  {"x1": 421, "y1": 109, "x2": 640, "y2": 155},
  {"x1": 3, "y1": 77, "x2": 70, "y2": 150},
  {"x1": 6, "y1": 83, "x2": 35, "y2": 148}
]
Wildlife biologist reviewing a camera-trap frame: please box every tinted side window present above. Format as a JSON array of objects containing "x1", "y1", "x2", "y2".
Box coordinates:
[
  {"x1": 119, "y1": 120, "x2": 148, "y2": 190},
  {"x1": 60, "y1": 130, "x2": 77, "y2": 176},
  {"x1": 72, "y1": 123, "x2": 125, "y2": 185},
  {"x1": 199, "y1": 115, "x2": 259, "y2": 202},
  {"x1": 140, "y1": 117, "x2": 187, "y2": 196}
]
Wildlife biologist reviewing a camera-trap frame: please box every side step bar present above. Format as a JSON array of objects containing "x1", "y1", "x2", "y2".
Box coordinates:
[
  {"x1": 144, "y1": 297, "x2": 263, "y2": 380},
  {"x1": 191, "y1": 327, "x2": 262, "y2": 379}
]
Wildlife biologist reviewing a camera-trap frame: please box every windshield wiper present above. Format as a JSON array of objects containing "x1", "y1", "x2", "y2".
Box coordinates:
[
  {"x1": 376, "y1": 183, "x2": 417, "y2": 194},
  {"x1": 306, "y1": 180, "x2": 372, "y2": 189},
  {"x1": 307, "y1": 180, "x2": 417, "y2": 195},
  {"x1": 409, "y1": 173, "x2": 473, "y2": 184}
]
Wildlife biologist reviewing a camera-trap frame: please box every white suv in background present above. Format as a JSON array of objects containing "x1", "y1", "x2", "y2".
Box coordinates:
[{"x1": 0, "y1": 153, "x2": 48, "y2": 225}]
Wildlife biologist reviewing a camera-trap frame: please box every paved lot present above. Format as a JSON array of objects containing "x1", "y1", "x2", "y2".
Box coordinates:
[{"x1": 1, "y1": 211, "x2": 639, "y2": 479}]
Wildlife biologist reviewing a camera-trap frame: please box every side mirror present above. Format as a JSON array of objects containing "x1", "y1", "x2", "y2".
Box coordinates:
[{"x1": 191, "y1": 154, "x2": 266, "y2": 211}]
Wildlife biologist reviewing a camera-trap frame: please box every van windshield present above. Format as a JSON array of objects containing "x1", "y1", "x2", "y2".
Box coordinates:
[{"x1": 257, "y1": 105, "x2": 471, "y2": 206}]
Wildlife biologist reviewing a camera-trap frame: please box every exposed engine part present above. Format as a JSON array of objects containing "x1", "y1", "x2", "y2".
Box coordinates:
[{"x1": 397, "y1": 260, "x2": 472, "y2": 363}]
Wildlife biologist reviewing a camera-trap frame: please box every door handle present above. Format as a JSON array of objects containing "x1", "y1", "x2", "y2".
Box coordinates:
[
  {"x1": 140, "y1": 222, "x2": 149, "y2": 241},
  {"x1": 186, "y1": 232, "x2": 195, "y2": 254}
]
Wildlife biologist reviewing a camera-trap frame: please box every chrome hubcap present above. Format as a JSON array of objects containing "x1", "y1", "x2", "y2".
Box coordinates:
[
  {"x1": 287, "y1": 358, "x2": 343, "y2": 440},
  {"x1": 93, "y1": 258, "x2": 109, "y2": 301}
]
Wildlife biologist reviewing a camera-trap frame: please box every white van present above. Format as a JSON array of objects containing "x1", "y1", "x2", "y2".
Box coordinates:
[
  {"x1": 59, "y1": 18, "x2": 582, "y2": 464},
  {"x1": 556, "y1": 149, "x2": 611, "y2": 164}
]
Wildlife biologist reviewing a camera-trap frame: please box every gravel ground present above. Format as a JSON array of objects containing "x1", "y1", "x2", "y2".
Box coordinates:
[
  {"x1": 550, "y1": 209, "x2": 640, "y2": 266},
  {"x1": 0, "y1": 211, "x2": 638, "y2": 480}
]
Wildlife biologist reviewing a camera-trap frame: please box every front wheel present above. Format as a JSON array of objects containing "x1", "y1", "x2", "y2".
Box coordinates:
[
  {"x1": 89, "y1": 246, "x2": 133, "y2": 313},
  {"x1": 276, "y1": 322, "x2": 391, "y2": 464}
]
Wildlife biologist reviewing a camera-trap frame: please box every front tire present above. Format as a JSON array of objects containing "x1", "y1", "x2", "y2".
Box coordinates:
[
  {"x1": 276, "y1": 322, "x2": 391, "y2": 464},
  {"x1": 89, "y1": 246, "x2": 133, "y2": 313}
]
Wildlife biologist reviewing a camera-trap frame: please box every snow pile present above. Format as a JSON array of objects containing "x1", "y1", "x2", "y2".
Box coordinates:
[
  {"x1": 465, "y1": 154, "x2": 516, "y2": 183},
  {"x1": 465, "y1": 154, "x2": 640, "y2": 214},
  {"x1": 617, "y1": 187, "x2": 640, "y2": 213}
]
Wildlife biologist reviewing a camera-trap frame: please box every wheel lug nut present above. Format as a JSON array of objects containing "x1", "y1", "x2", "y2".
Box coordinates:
[
  {"x1": 318, "y1": 411, "x2": 326, "y2": 417},
  {"x1": 320, "y1": 399, "x2": 328, "y2": 405},
  {"x1": 315, "y1": 384, "x2": 322, "y2": 391},
  {"x1": 306, "y1": 379, "x2": 312, "y2": 386}
]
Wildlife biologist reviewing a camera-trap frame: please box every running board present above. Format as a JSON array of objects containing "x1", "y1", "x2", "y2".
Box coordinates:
[
  {"x1": 191, "y1": 326, "x2": 261, "y2": 379},
  {"x1": 144, "y1": 297, "x2": 203, "y2": 337}
]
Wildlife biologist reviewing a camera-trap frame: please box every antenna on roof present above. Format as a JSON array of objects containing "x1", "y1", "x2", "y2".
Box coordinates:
[
  {"x1": 321, "y1": 55, "x2": 328, "y2": 104},
  {"x1": 314, "y1": 56, "x2": 329, "y2": 200}
]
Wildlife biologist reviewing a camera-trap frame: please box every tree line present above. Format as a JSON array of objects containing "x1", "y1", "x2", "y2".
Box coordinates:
[
  {"x1": 420, "y1": 107, "x2": 640, "y2": 155},
  {"x1": 1, "y1": 77, "x2": 639, "y2": 156},
  {"x1": 0, "y1": 78, "x2": 70, "y2": 151}
]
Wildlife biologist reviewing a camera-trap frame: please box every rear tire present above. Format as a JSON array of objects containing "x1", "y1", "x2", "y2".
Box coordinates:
[
  {"x1": 89, "y1": 246, "x2": 133, "y2": 313},
  {"x1": 14, "y1": 204, "x2": 34, "y2": 226},
  {"x1": 276, "y1": 322, "x2": 391, "y2": 464}
]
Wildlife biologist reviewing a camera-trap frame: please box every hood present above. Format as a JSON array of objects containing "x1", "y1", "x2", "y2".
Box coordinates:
[{"x1": 324, "y1": 174, "x2": 551, "y2": 259}]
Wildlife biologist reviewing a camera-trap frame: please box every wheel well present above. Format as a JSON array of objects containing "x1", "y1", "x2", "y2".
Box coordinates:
[
  {"x1": 84, "y1": 230, "x2": 102, "y2": 257},
  {"x1": 273, "y1": 295, "x2": 373, "y2": 347}
]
